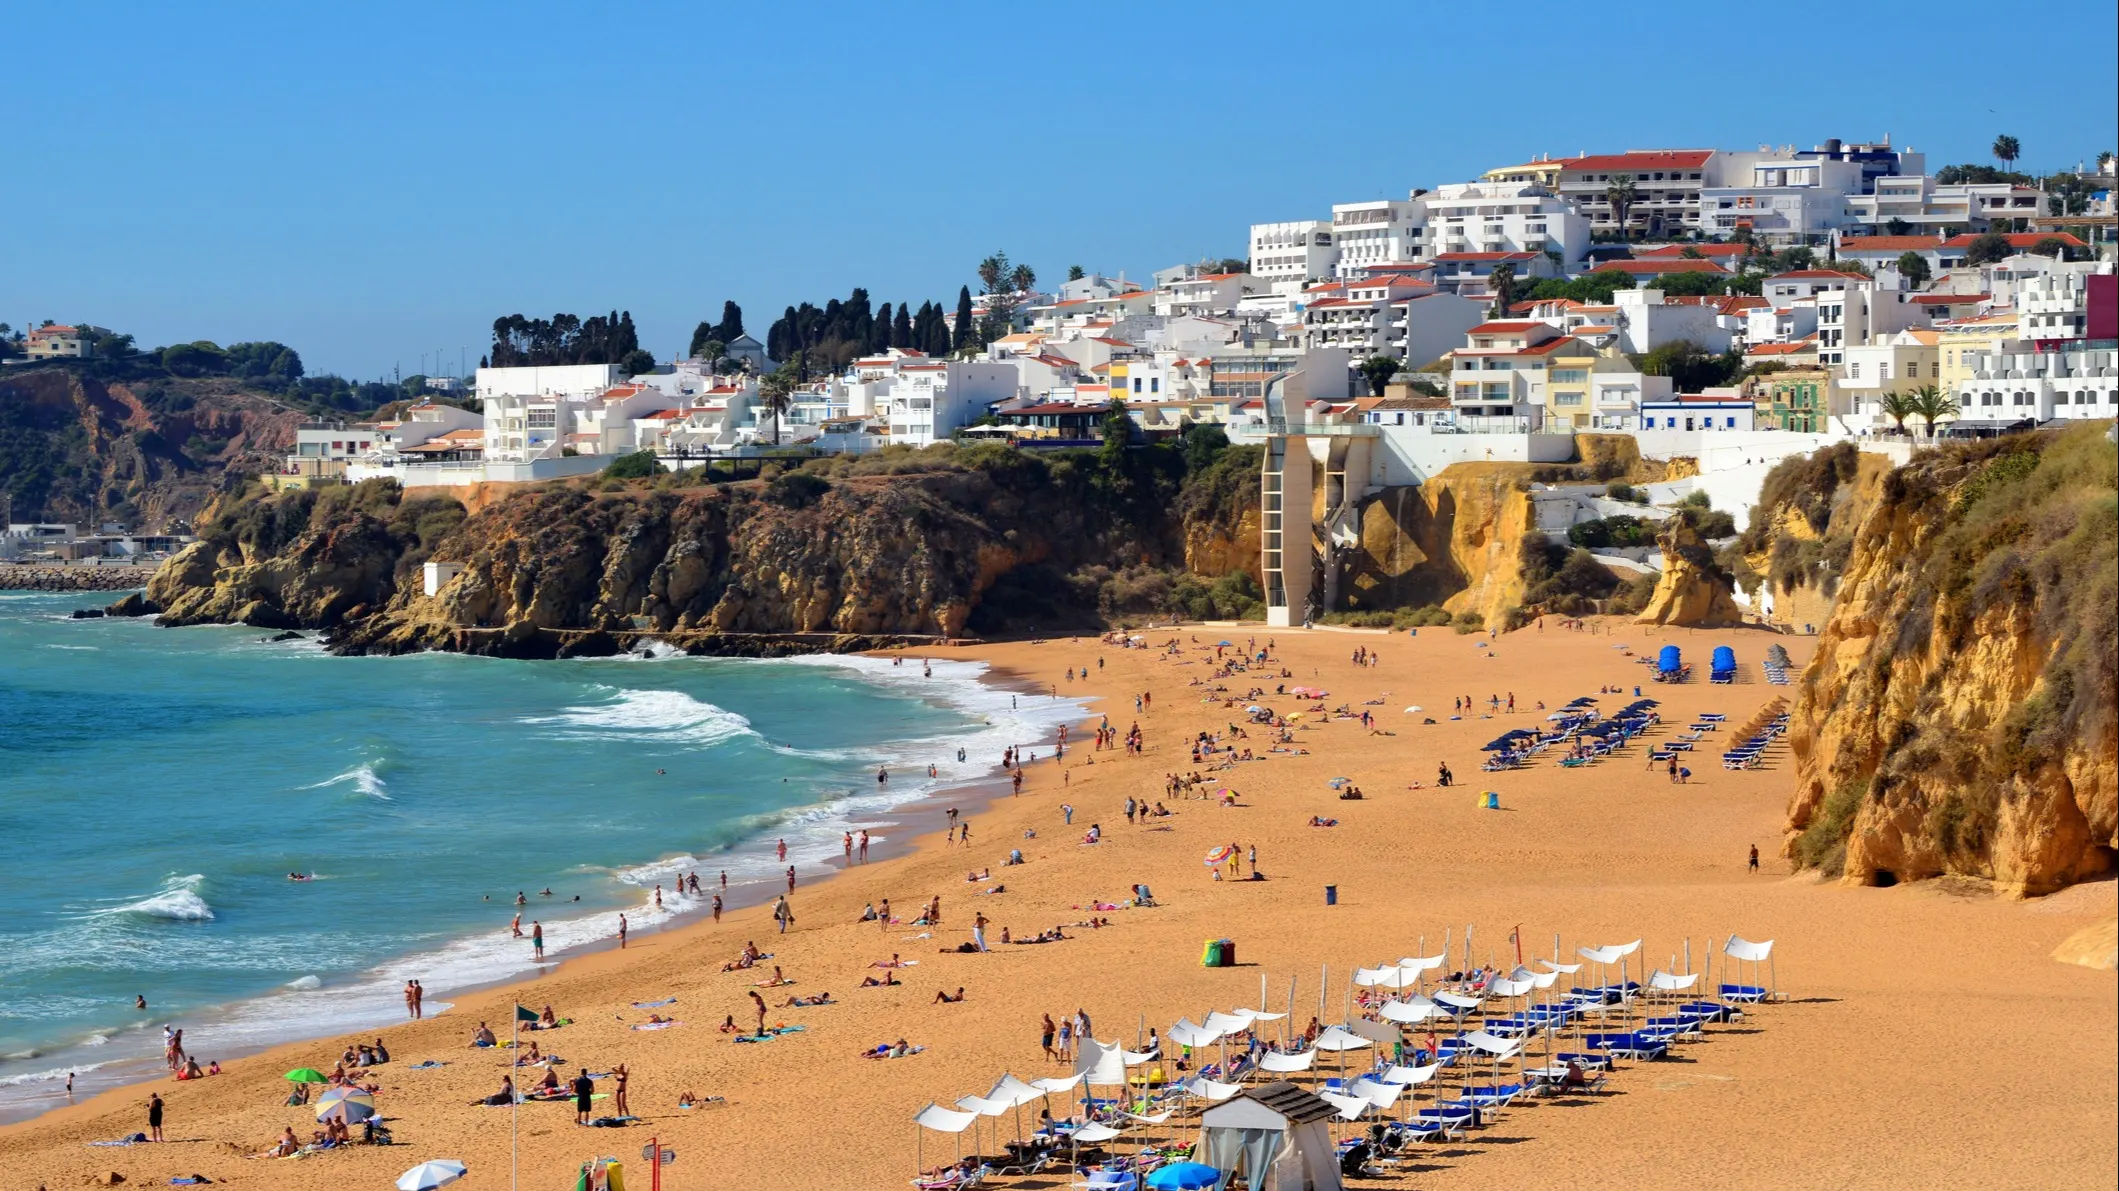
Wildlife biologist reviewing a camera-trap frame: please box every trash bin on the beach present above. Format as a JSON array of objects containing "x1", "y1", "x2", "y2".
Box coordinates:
[
  {"x1": 1202, "y1": 938, "x2": 1235, "y2": 967},
  {"x1": 1324, "y1": 885, "x2": 1338, "y2": 906},
  {"x1": 1482, "y1": 791, "x2": 1501, "y2": 810}
]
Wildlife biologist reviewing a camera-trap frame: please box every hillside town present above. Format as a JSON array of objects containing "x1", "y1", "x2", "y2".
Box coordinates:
[{"x1": 10, "y1": 137, "x2": 2115, "y2": 616}]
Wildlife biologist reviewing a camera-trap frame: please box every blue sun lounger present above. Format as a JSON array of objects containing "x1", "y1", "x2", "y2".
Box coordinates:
[{"x1": 1719, "y1": 982, "x2": 1769, "y2": 1003}]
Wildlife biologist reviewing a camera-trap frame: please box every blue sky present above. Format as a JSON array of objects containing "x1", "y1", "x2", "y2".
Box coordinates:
[{"x1": 3, "y1": 1, "x2": 2114, "y2": 381}]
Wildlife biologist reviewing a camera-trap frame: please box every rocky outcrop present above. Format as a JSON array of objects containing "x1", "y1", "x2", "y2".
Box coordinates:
[
  {"x1": 1783, "y1": 427, "x2": 2117, "y2": 897},
  {"x1": 1339, "y1": 463, "x2": 1539, "y2": 627},
  {"x1": 1635, "y1": 513, "x2": 1744, "y2": 627},
  {"x1": 136, "y1": 451, "x2": 1273, "y2": 655},
  {"x1": 0, "y1": 366, "x2": 302, "y2": 530}
]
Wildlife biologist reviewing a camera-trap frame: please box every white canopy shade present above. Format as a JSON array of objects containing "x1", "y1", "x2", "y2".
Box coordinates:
[
  {"x1": 1487, "y1": 976, "x2": 1536, "y2": 997},
  {"x1": 1378, "y1": 998, "x2": 1442, "y2": 1024},
  {"x1": 1075, "y1": 1038, "x2": 1128, "y2": 1086},
  {"x1": 1257, "y1": 1049, "x2": 1317, "y2": 1073},
  {"x1": 1539, "y1": 960, "x2": 1583, "y2": 975},
  {"x1": 1167, "y1": 1018, "x2": 1222, "y2": 1048},
  {"x1": 1350, "y1": 1078, "x2": 1404, "y2": 1109},
  {"x1": 1352, "y1": 966, "x2": 1405, "y2": 988},
  {"x1": 915, "y1": 1103, "x2": 981, "y2": 1133},
  {"x1": 1612, "y1": 939, "x2": 1642, "y2": 956},
  {"x1": 1186, "y1": 1077, "x2": 1242, "y2": 1101},
  {"x1": 1071, "y1": 1122, "x2": 1124, "y2": 1143},
  {"x1": 1529, "y1": 970, "x2": 1560, "y2": 990},
  {"x1": 1724, "y1": 936, "x2": 1775, "y2": 962},
  {"x1": 956, "y1": 1094, "x2": 1011, "y2": 1117},
  {"x1": 1396, "y1": 954, "x2": 1447, "y2": 972},
  {"x1": 1124, "y1": 1109, "x2": 1176, "y2": 1125},
  {"x1": 1231, "y1": 1008, "x2": 1287, "y2": 1022},
  {"x1": 1381, "y1": 1063, "x2": 1441, "y2": 1086},
  {"x1": 1317, "y1": 1091, "x2": 1372, "y2": 1120},
  {"x1": 1460, "y1": 1030, "x2": 1524, "y2": 1058},
  {"x1": 988, "y1": 1074, "x2": 1045, "y2": 1108},
  {"x1": 1202, "y1": 1011, "x2": 1254, "y2": 1035},
  {"x1": 1311, "y1": 1026, "x2": 1374, "y2": 1051},
  {"x1": 1432, "y1": 991, "x2": 1482, "y2": 1010},
  {"x1": 1120, "y1": 1048, "x2": 1158, "y2": 1066},
  {"x1": 1649, "y1": 970, "x2": 1699, "y2": 991},
  {"x1": 1030, "y1": 1073, "x2": 1084, "y2": 1095}
]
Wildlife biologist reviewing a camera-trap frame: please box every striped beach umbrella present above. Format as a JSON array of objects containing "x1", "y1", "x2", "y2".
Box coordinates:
[{"x1": 314, "y1": 1086, "x2": 375, "y2": 1123}]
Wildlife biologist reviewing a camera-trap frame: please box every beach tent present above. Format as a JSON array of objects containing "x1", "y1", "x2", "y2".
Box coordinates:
[
  {"x1": 1198, "y1": 1081, "x2": 1343, "y2": 1191},
  {"x1": 912, "y1": 1102, "x2": 980, "y2": 1176}
]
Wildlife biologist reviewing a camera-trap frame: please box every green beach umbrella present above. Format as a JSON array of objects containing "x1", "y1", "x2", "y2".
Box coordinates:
[{"x1": 284, "y1": 1067, "x2": 328, "y2": 1084}]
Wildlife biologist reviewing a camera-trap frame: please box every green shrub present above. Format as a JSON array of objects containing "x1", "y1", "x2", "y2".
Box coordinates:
[
  {"x1": 1796, "y1": 778, "x2": 1869, "y2": 877},
  {"x1": 601, "y1": 450, "x2": 660, "y2": 480},
  {"x1": 1605, "y1": 482, "x2": 1636, "y2": 502},
  {"x1": 764, "y1": 471, "x2": 831, "y2": 509},
  {"x1": 1452, "y1": 610, "x2": 1485, "y2": 633}
]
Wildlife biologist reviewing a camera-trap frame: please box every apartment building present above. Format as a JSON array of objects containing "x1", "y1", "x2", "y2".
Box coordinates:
[
  {"x1": 1540, "y1": 340, "x2": 1671, "y2": 430},
  {"x1": 1330, "y1": 199, "x2": 1426, "y2": 276},
  {"x1": 1954, "y1": 341, "x2": 2119, "y2": 426},
  {"x1": 476, "y1": 364, "x2": 626, "y2": 462},
  {"x1": 1249, "y1": 220, "x2": 1339, "y2": 284},
  {"x1": 1555, "y1": 150, "x2": 1727, "y2": 239},
  {"x1": 1609, "y1": 287, "x2": 1735, "y2": 354},
  {"x1": 1300, "y1": 276, "x2": 1482, "y2": 369},
  {"x1": 1700, "y1": 157, "x2": 1867, "y2": 244},
  {"x1": 1154, "y1": 273, "x2": 1259, "y2": 318},
  {"x1": 1418, "y1": 182, "x2": 1590, "y2": 264},
  {"x1": 1814, "y1": 283, "x2": 1922, "y2": 366},
  {"x1": 2017, "y1": 264, "x2": 2113, "y2": 345},
  {"x1": 1446, "y1": 321, "x2": 1587, "y2": 430},
  {"x1": 1841, "y1": 176, "x2": 2046, "y2": 234},
  {"x1": 24, "y1": 324, "x2": 109, "y2": 359}
]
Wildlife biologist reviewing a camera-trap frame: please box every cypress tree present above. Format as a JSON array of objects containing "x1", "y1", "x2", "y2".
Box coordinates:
[
  {"x1": 872, "y1": 302, "x2": 892, "y2": 352},
  {"x1": 716, "y1": 300, "x2": 743, "y2": 342},
  {"x1": 893, "y1": 303, "x2": 913, "y2": 349},
  {"x1": 953, "y1": 286, "x2": 974, "y2": 352}
]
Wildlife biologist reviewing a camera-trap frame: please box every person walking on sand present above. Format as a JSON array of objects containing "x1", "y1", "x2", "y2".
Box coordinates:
[
  {"x1": 844, "y1": 832, "x2": 854, "y2": 861},
  {"x1": 712, "y1": 893, "x2": 723, "y2": 922},
  {"x1": 412, "y1": 980, "x2": 423, "y2": 1019},
  {"x1": 1247, "y1": 843, "x2": 1257, "y2": 877},
  {"x1": 1749, "y1": 844, "x2": 1760, "y2": 873},
  {"x1": 146, "y1": 1092, "x2": 164, "y2": 1142},
  {"x1": 619, "y1": 913, "x2": 628, "y2": 949},
  {"x1": 404, "y1": 980, "x2": 418, "y2": 1020},
  {"x1": 1042, "y1": 1014, "x2": 1059, "y2": 1061},
  {"x1": 774, "y1": 895, "x2": 795, "y2": 934},
  {"x1": 786, "y1": 865, "x2": 798, "y2": 893},
  {"x1": 532, "y1": 921, "x2": 545, "y2": 961},
  {"x1": 878, "y1": 898, "x2": 891, "y2": 929},
  {"x1": 973, "y1": 911, "x2": 990, "y2": 952},
  {"x1": 859, "y1": 830, "x2": 870, "y2": 862},
  {"x1": 1057, "y1": 1014, "x2": 1073, "y2": 1062}
]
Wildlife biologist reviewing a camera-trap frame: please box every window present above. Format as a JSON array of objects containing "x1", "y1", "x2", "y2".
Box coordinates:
[
  {"x1": 1725, "y1": 417, "x2": 1737, "y2": 428},
  {"x1": 1150, "y1": 378, "x2": 1159, "y2": 394}
]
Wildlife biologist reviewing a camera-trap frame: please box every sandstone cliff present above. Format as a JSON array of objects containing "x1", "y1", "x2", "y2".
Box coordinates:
[
  {"x1": 1783, "y1": 426, "x2": 2117, "y2": 896},
  {"x1": 1339, "y1": 463, "x2": 1540, "y2": 627}
]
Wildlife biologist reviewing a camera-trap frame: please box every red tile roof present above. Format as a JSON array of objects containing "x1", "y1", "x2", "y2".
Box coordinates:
[
  {"x1": 1911, "y1": 293, "x2": 1989, "y2": 304},
  {"x1": 1940, "y1": 232, "x2": 2088, "y2": 249},
  {"x1": 1466, "y1": 320, "x2": 1549, "y2": 335},
  {"x1": 1636, "y1": 243, "x2": 1752, "y2": 258},
  {"x1": 1765, "y1": 269, "x2": 1866, "y2": 281},
  {"x1": 1594, "y1": 259, "x2": 1729, "y2": 275},
  {"x1": 1434, "y1": 251, "x2": 1538, "y2": 262},
  {"x1": 1836, "y1": 235, "x2": 1946, "y2": 253},
  {"x1": 1559, "y1": 150, "x2": 1715, "y2": 173}
]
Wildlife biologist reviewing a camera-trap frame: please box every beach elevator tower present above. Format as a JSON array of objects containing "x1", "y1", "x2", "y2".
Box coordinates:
[{"x1": 1261, "y1": 375, "x2": 1376, "y2": 627}]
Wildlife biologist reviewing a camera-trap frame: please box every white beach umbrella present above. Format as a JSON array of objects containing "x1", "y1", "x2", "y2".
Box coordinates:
[{"x1": 396, "y1": 1160, "x2": 467, "y2": 1191}]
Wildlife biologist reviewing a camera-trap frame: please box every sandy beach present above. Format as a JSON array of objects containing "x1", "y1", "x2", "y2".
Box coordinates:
[{"x1": 3, "y1": 619, "x2": 2112, "y2": 1190}]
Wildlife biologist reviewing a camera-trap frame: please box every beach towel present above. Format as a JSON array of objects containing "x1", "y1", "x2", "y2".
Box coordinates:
[
  {"x1": 631, "y1": 1021, "x2": 681, "y2": 1031},
  {"x1": 734, "y1": 1025, "x2": 807, "y2": 1043},
  {"x1": 89, "y1": 1135, "x2": 147, "y2": 1147},
  {"x1": 409, "y1": 1060, "x2": 446, "y2": 1069},
  {"x1": 632, "y1": 998, "x2": 677, "y2": 1008}
]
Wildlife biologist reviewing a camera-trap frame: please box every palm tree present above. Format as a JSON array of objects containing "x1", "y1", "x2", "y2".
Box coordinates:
[
  {"x1": 1604, "y1": 173, "x2": 1638, "y2": 242},
  {"x1": 1878, "y1": 388, "x2": 1916, "y2": 435},
  {"x1": 1906, "y1": 383, "x2": 1955, "y2": 438},
  {"x1": 758, "y1": 363, "x2": 796, "y2": 446},
  {"x1": 1992, "y1": 135, "x2": 2021, "y2": 171}
]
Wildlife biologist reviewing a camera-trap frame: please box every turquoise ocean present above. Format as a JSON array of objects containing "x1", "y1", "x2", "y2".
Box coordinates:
[{"x1": 0, "y1": 589, "x2": 1076, "y2": 1120}]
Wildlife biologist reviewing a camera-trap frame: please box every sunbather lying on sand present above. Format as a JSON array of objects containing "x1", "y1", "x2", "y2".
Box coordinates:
[{"x1": 780, "y1": 992, "x2": 834, "y2": 1007}]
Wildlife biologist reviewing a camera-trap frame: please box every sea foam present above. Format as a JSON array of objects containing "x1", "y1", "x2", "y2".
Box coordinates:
[
  {"x1": 528, "y1": 686, "x2": 754, "y2": 747},
  {"x1": 103, "y1": 875, "x2": 214, "y2": 922}
]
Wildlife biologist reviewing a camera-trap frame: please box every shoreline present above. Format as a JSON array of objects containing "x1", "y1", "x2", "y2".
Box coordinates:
[
  {"x1": 4, "y1": 621, "x2": 2109, "y2": 1191},
  {"x1": 0, "y1": 647, "x2": 1089, "y2": 1129}
]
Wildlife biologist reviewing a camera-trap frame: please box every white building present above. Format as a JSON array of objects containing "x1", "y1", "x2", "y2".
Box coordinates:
[
  {"x1": 1841, "y1": 177, "x2": 2046, "y2": 235},
  {"x1": 1330, "y1": 199, "x2": 1426, "y2": 276},
  {"x1": 1700, "y1": 157, "x2": 1867, "y2": 244},
  {"x1": 1153, "y1": 273, "x2": 1258, "y2": 318},
  {"x1": 1249, "y1": 220, "x2": 1339, "y2": 284},
  {"x1": 1954, "y1": 341, "x2": 2119, "y2": 426},
  {"x1": 1446, "y1": 320, "x2": 1582, "y2": 431},
  {"x1": 1300, "y1": 276, "x2": 1482, "y2": 370},
  {"x1": 1419, "y1": 182, "x2": 1590, "y2": 264},
  {"x1": 844, "y1": 357, "x2": 1019, "y2": 446},
  {"x1": 2017, "y1": 264, "x2": 2111, "y2": 345},
  {"x1": 1638, "y1": 395, "x2": 1757, "y2": 432},
  {"x1": 1611, "y1": 288, "x2": 1734, "y2": 354}
]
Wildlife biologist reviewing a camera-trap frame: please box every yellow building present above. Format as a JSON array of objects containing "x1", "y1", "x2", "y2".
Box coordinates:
[
  {"x1": 1480, "y1": 158, "x2": 1564, "y2": 188},
  {"x1": 1936, "y1": 313, "x2": 2021, "y2": 395}
]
